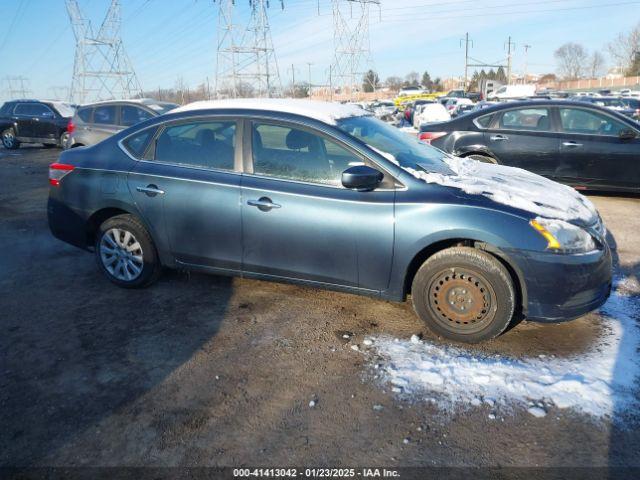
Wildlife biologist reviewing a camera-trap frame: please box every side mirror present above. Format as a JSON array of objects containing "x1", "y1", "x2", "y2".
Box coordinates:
[
  {"x1": 341, "y1": 165, "x2": 384, "y2": 192},
  {"x1": 619, "y1": 128, "x2": 637, "y2": 140}
]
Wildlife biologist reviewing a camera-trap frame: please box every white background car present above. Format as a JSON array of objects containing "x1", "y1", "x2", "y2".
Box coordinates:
[
  {"x1": 413, "y1": 102, "x2": 451, "y2": 127},
  {"x1": 444, "y1": 97, "x2": 473, "y2": 115}
]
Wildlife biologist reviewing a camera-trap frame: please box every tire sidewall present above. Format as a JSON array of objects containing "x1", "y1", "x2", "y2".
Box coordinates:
[
  {"x1": 412, "y1": 247, "x2": 515, "y2": 343},
  {"x1": 95, "y1": 215, "x2": 160, "y2": 288},
  {"x1": 2, "y1": 128, "x2": 19, "y2": 149}
]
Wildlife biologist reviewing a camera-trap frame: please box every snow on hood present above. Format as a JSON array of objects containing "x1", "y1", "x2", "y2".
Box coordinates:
[
  {"x1": 365, "y1": 278, "x2": 640, "y2": 419},
  {"x1": 407, "y1": 156, "x2": 598, "y2": 224},
  {"x1": 170, "y1": 98, "x2": 370, "y2": 125}
]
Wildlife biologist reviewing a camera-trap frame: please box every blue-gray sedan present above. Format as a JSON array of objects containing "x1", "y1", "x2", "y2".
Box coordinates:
[{"x1": 48, "y1": 99, "x2": 611, "y2": 343}]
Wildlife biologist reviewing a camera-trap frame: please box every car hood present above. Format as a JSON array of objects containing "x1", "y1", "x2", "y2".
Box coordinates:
[{"x1": 406, "y1": 156, "x2": 598, "y2": 225}]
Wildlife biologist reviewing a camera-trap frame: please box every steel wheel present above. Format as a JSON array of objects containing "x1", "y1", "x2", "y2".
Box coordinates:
[
  {"x1": 427, "y1": 268, "x2": 498, "y2": 335},
  {"x1": 99, "y1": 228, "x2": 144, "y2": 282}
]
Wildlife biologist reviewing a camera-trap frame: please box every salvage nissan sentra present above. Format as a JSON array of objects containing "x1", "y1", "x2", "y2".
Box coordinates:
[{"x1": 48, "y1": 99, "x2": 612, "y2": 343}]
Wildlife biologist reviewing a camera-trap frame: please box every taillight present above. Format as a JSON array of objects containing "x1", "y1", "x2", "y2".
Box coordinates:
[
  {"x1": 67, "y1": 120, "x2": 75, "y2": 134},
  {"x1": 49, "y1": 163, "x2": 75, "y2": 186},
  {"x1": 418, "y1": 132, "x2": 447, "y2": 144}
]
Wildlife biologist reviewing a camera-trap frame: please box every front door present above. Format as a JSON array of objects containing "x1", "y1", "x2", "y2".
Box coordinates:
[
  {"x1": 241, "y1": 121, "x2": 395, "y2": 293},
  {"x1": 127, "y1": 118, "x2": 243, "y2": 272},
  {"x1": 556, "y1": 106, "x2": 640, "y2": 190},
  {"x1": 485, "y1": 106, "x2": 560, "y2": 177}
]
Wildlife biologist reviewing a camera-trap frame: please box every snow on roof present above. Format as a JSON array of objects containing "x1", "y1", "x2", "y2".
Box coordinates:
[
  {"x1": 366, "y1": 277, "x2": 640, "y2": 419},
  {"x1": 170, "y1": 98, "x2": 371, "y2": 125}
]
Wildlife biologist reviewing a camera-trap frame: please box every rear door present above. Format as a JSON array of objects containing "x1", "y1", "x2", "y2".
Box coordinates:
[
  {"x1": 12, "y1": 103, "x2": 35, "y2": 137},
  {"x1": 127, "y1": 117, "x2": 243, "y2": 271},
  {"x1": 240, "y1": 120, "x2": 395, "y2": 292},
  {"x1": 91, "y1": 104, "x2": 121, "y2": 143},
  {"x1": 556, "y1": 106, "x2": 640, "y2": 190},
  {"x1": 30, "y1": 103, "x2": 58, "y2": 141},
  {"x1": 484, "y1": 106, "x2": 560, "y2": 177}
]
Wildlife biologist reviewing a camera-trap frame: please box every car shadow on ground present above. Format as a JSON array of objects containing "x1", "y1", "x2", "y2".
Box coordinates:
[{"x1": 0, "y1": 166, "x2": 235, "y2": 465}]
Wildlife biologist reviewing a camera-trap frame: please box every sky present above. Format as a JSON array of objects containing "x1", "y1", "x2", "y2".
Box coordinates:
[{"x1": 0, "y1": 0, "x2": 639, "y2": 102}]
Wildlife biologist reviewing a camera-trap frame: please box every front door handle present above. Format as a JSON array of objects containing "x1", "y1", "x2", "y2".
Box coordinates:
[
  {"x1": 490, "y1": 134, "x2": 508, "y2": 141},
  {"x1": 248, "y1": 197, "x2": 281, "y2": 211},
  {"x1": 562, "y1": 141, "x2": 583, "y2": 148},
  {"x1": 136, "y1": 184, "x2": 165, "y2": 197}
]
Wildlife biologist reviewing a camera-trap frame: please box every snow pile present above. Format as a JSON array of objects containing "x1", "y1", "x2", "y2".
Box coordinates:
[
  {"x1": 170, "y1": 99, "x2": 370, "y2": 125},
  {"x1": 407, "y1": 155, "x2": 598, "y2": 224},
  {"x1": 368, "y1": 280, "x2": 640, "y2": 418}
]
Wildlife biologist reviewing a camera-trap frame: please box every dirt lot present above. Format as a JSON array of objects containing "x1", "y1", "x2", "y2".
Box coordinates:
[{"x1": 1, "y1": 145, "x2": 639, "y2": 472}]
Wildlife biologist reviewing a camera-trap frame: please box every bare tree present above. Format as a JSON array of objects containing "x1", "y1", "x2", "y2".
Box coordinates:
[
  {"x1": 385, "y1": 76, "x2": 403, "y2": 91},
  {"x1": 607, "y1": 21, "x2": 640, "y2": 75},
  {"x1": 554, "y1": 42, "x2": 588, "y2": 80},
  {"x1": 588, "y1": 51, "x2": 606, "y2": 78},
  {"x1": 404, "y1": 71, "x2": 420, "y2": 86}
]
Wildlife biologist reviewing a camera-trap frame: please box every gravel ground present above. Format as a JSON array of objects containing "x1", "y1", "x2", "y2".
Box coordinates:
[{"x1": 0, "y1": 145, "x2": 639, "y2": 470}]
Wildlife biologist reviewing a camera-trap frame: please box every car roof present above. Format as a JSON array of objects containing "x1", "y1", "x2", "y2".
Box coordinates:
[{"x1": 170, "y1": 99, "x2": 371, "y2": 125}]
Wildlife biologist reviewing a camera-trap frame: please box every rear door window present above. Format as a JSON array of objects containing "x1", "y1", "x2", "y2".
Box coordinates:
[
  {"x1": 498, "y1": 108, "x2": 550, "y2": 131},
  {"x1": 93, "y1": 105, "x2": 117, "y2": 125},
  {"x1": 154, "y1": 121, "x2": 236, "y2": 170},
  {"x1": 120, "y1": 105, "x2": 154, "y2": 127}
]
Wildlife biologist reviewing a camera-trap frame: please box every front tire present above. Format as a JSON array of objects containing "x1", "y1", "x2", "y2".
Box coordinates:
[
  {"x1": 411, "y1": 247, "x2": 515, "y2": 343},
  {"x1": 2, "y1": 128, "x2": 20, "y2": 149},
  {"x1": 95, "y1": 214, "x2": 161, "y2": 288}
]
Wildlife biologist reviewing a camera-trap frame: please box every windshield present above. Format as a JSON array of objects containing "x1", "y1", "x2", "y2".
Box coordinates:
[{"x1": 336, "y1": 116, "x2": 450, "y2": 172}]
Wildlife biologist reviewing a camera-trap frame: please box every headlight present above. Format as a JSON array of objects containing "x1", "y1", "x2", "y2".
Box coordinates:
[{"x1": 530, "y1": 218, "x2": 597, "y2": 253}]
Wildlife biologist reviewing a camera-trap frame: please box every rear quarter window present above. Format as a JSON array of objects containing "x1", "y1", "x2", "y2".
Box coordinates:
[
  {"x1": 122, "y1": 128, "x2": 155, "y2": 159},
  {"x1": 473, "y1": 113, "x2": 493, "y2": 129}
]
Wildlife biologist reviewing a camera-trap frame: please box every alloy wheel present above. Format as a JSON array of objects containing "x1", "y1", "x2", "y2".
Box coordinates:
[
  {"x1": 2, "y1": 130, "x2": 15, "y2": 148},
  {"x1": 99, "y1": 228, "x2": 144, "y2": 281}
]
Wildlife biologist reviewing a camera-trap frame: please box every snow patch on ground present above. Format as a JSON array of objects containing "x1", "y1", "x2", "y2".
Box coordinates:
[
  {"x1": 367, "y1": 279, "x2": 640, "y2": 419},
  {"x1": 407, "y1": 155, "x2": 598, "y2": 224}
]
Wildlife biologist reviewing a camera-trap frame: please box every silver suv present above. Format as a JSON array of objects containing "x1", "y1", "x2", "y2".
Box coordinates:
[{"x1": 65, "y1": 99, "x2": 178, "y2": 149}]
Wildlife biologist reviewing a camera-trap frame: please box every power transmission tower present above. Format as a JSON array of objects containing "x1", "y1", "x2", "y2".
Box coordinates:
[
  {"x1": 330, "y1": 0, "x2": 380, "y2": 100},
  {"x1": 2, "y1": 76, "x2": 32, "y2": 99},
  {"x1": 214, "y1": 0, "x2": 284, "y2": 98},
  {"x1": 66, "y1": 0, "x2": 142, "y2": 103}
]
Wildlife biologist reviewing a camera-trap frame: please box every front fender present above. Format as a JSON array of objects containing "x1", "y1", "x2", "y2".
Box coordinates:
[{"x1": 385, "y1": 201, "x2": 544, "y2": 300}]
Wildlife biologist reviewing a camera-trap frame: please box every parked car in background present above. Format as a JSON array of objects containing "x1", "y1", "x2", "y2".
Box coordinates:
[
  {"x1": 66, "y1": 99, "x2": 178, "y2": 149},
  {"x1": 398, "y1": 86, "x2": 425, "y2": 96},
  {"x1": 487, "y1": 84, "x2": 536, "y2": 100},
  {"x1": 451, "y1": 102, "x2": 476, "y2": 118},
  {"x1": 373, "y1": 101, "x2": 396, "y2": 119},
  {"x1": 413, "y1": 102, "x2": 450, "y2": 127},
  {"x1": 444, "y1": 97, "x2": 473, "y2": 115},
  {"x1": 404, "y1": 99, "x2": 433, "y2": 125},
  {"x1": 0, "y1": 99, "x2": 75, "y2": 149},
  {"x1": 471, "y1": 100, "x2": 499, "y2": 111},
  {"x1": 620, "y1": 97, "x2": 640, "y2": 120},
  {"x1": 418, "y1": 100, "x2": 640, "y2": 192},
  {"x1": 570, "y1": 96, "x2": 636, "y2": 119},
  {"x1": 48, "y1": 99, "x2": 611, "y2": 343}
]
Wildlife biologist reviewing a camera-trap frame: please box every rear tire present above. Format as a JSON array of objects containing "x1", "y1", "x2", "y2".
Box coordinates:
[
  {"x1": 2, "y1": 128, "x2": 20, "y2": 149},
  {"x1": 467, "y1": 154, "x2": 497, "y2": 164},
  {"x1": 95, "y1": 214, "x2": 161, "y2": 288},
  {"x1": 411, "y1": 246, "x2": 515, "y2": 343}
]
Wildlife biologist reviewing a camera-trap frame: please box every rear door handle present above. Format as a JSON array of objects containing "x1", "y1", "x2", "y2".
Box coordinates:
[
  {"x1": 248, "y1": 197, "x2": 281, "y2": 211},
  {"x1": 562, "y1": 141, "x2": 583, "y2": 148},
  {"x1": 490, "y1": 134, "x2": 508, "y2": 141},
  {"x1": 136, "y1": 185, "x2": 165, "y2": 196}
]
